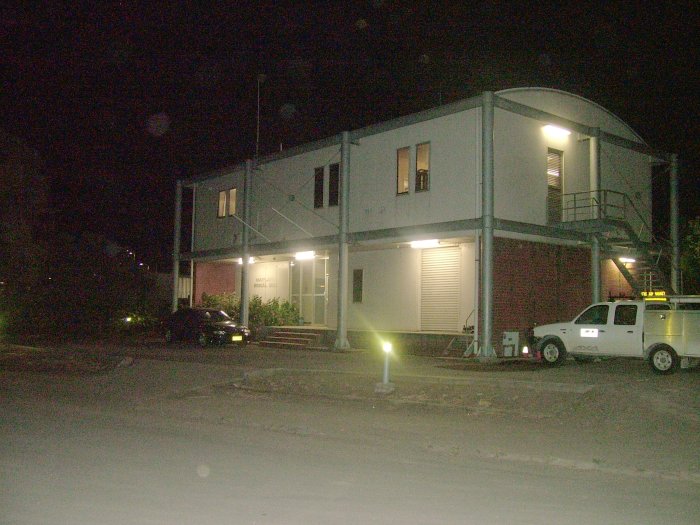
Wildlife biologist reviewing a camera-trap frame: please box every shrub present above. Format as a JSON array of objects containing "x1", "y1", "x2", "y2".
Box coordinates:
[{"x1": 200, "y1": 293, "x2": 299, "y2": 329}]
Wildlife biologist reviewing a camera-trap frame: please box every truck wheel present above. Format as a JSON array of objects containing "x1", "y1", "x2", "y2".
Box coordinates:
[
  {"x1": 540, "y1": 338, "x2": 567, "y2": 366},
  {"x1": 649, "y1": 345, "x2": 679, "y2": 375}
]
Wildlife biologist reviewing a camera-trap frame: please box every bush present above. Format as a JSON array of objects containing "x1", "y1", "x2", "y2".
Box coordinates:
[
  {"x1": 200, "y1": 292, "x2": 240, "y2": 319},
  {"x1": 200, "y1": 293, "x2": 299, "y2": 329}
]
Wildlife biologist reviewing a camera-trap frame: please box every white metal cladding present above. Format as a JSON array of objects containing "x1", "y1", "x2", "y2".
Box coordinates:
[{"x1": 421, "y1": 247, "x2": 460, "y2": 331}]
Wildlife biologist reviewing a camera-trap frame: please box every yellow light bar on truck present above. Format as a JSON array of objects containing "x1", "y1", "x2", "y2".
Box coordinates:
[{"x1": 642, "y1": 290, "x2": 667, "y2": 302}]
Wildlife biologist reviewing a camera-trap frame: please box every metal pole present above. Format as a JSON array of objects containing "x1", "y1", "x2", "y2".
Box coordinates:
[
  {"x1": 171, "y1": 179, "x2": 183, "y2": 313},
  {"x1": 590, "y1": 130, "x2": 601, "y2": 302},
  {"x1": 382, "y1": 352, "x2": 390, "y2": 384},
  {"x1": 240, "y1": 159, "x2": 253, "y2": 326},
  {"x1": 591, "y1": 236, "x2": 601, "y2": 302},
  {"x1": 480, "y1": 92, "x2": 495, "y2": 358},
  {"x1": 334, "y1": 131, "x2": 351, "y2": 351},
  {"x1": 670, "y1": 154, "x2": 680, "y2": 293},
  {"x1": 189, "y1": 183, "x2": 196, "y2": 307}
]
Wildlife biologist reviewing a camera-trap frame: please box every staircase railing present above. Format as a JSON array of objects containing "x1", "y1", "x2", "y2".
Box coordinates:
[{"x1": 560, "y1": 189, "x2": 679, "y2": 294}]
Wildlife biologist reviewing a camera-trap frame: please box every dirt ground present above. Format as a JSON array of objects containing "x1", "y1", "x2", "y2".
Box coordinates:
[
  {"x1": 2, "y1": 341, "x2": 699, "y2": 524},
  {"x1": 2, "y1": 341, "x2": 699, "y2": 480}
]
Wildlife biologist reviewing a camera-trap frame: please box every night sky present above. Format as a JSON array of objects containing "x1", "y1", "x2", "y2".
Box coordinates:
[{"x1": 3, "y1": 1, "x2": 699, "y2": 271}]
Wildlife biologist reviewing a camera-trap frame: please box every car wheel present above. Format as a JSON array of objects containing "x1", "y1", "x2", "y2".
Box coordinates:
[
  {"x1": 164, "y1": 329, "x2": 173, "y2": 345},
  {"x1": 540, "y1": 338, "x2": 567, "y2": 366},
  {"x1": 649, "y1": 345, "x2": 679, "y2": 375},
  {"x1": 197, "y1": 332, "x2": 208, "y2": 348}
]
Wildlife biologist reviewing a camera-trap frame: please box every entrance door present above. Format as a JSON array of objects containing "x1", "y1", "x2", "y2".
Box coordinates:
[{"x1": 290, "y1": 258, "x2": 327, "y2": 324}]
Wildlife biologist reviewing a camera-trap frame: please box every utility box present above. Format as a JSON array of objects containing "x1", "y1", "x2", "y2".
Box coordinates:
[{"x1": 502, "y1": 331, "x2": 520, "y2": 357}]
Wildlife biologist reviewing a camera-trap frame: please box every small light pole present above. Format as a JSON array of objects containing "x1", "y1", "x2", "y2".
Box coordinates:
[
  {"x1": 375, "y1": 341, "x2": 396, "y2": 394},
  {"x1": 382, "y1": 341, "x2": 392, "y2": 384}
]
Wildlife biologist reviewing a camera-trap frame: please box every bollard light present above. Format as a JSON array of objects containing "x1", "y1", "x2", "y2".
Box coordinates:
[
  {"x1": 375, "y1": 341, "x2": 396, "y2": 394},
  {"x1": 382, "y1": 342, "x2": 392, "y2": 384}
]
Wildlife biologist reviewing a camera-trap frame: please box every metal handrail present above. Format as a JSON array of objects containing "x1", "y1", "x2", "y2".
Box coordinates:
[{"x1": 561, "y1": 189, "x2": 680, "y2": 292}]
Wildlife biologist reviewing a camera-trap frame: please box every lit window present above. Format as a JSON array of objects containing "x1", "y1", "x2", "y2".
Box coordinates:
[
  {"x1": 228, "y1": 188, "x2": 237, "y2": 216},
  {"x1": 415, "y1": 142, "x2": 430, "y2": 192},
  {"x1": 329, "y1": 163, "x2": 339, "y2": 206},
  {"x1": 547, "y1": 148, "x2": 563, "y2": 224},
  {"x1": 217, "y1": 191, "x2": 227, "y2": 218},
  {"x1": 397, "y1": 147, "x2": 409, "y2": 194},
  {"x1": 314, "y1": 167, "x2": 324, "y2": 208}
]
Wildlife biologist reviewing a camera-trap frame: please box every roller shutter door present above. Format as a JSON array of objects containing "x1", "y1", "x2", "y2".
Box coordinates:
[{"x1": 421, "y1": 247, "x2": 460, "y2": 331}]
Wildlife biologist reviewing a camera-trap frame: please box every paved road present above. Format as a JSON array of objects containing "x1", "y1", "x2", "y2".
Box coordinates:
[{"x1": 1, "y1": 346, "x2": 699, "y2": 524}]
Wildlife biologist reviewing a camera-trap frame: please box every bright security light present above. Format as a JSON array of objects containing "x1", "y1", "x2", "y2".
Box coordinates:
[
  {"x1": 382, "y1": 341, "x2": 393, "y2": 354},
  {"x1": 542, "y1": 125, "x2": 571, "y2": 139},
  {"x1": 619, "y1": 257, "x2": 636, "y2": 263},
  {"x1": 295, "y1": 251, "x2": 315, "y2": 260},
  {"x1": 410, "y1": 239, "x2": 440, "y2": 249}
]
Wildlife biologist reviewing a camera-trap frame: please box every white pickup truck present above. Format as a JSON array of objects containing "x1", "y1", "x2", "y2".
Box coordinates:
[{"x1": 533, "y1": 296, "x2": 700, "y2": 374}]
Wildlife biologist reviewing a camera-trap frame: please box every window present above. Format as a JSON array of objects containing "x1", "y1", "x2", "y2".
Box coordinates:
[
  {"x1": 314, "y1": 167, "x2": 324, "y2": 208},
  {"x1": 575, "y1": 304, "x2": 609, "y2": 325},
  {"x1": 217, "y1": 188, "x2": 237, "y2": 217},
  {"x1": 352, "y1": 269, "x2": 363, "y2": 303},
  {"x1": 397, "y1": 147, "x2": 409, "y2": 194},
  {"x1": 228, "y1": 188, "x2": 237, "y2": 216},
  {"x1": 415, "y1": 142, "x2": 430, "y2": 192},
  {"x1": 329, "y1": 163, "x2": 339, "y2": 206},
  {"x1": 547, "y1": 148, "x2": 563, "y2": 224},
  {"x1": 217, "y1": 191, "x2": 227, "y2": 218},
  {"x1": 614, "y1": 305, "x2": 637, "y2": 325}
]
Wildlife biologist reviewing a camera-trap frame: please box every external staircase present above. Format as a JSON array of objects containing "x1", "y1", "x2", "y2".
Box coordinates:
[
  {"x1": 258, "y1": 327, "x2": 329, "y2": 351},
  {"x1": 558, "y1": 190, "x2": 676, "y2": 296}
]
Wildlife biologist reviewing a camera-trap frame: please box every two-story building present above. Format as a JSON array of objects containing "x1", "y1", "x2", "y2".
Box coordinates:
[{"x1": 172, "y1": 88, "x2": 678, "y2": 355}]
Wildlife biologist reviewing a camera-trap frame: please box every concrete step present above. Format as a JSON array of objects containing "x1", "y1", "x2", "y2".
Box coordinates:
[
  {"x1": 258, "y1": 340, "x2": 309, "y2": 350},
  {"x1": 265, "y1": 335, "x2": 318, "y2": 344}
]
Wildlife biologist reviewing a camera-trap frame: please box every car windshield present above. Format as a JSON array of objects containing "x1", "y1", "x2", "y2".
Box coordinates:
[{"x1": 199, "y1": 310, "x2": 231, "y2": 322}]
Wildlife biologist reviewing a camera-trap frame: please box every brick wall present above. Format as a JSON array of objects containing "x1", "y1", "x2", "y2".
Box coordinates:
[
  {"x1": 193, "y1": 261, "x2": 237, "y2": 305},
  {"x1": 491, "y1": 237, "x2": 591, "y2": 355},
  {"x1": 601, "y1": 259, "x2": 635, "y2": 299}
]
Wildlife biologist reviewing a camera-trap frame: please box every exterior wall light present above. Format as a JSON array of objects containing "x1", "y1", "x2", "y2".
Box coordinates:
[
  {"x1": 295, "y1": 251, "x2": 315, "y2": 260},
  {"x1": 619, "y1": 257, "x2": 636, "y2": 263},
  {"x1": 374, "y1": 341, "x2": 396, "y2": 394},
  {"x1": 410, "y1": 239, "x2": 440, "y2": 249},
  {"x1": 542, "y1": 125, "x2": 571, "y2": 139}
]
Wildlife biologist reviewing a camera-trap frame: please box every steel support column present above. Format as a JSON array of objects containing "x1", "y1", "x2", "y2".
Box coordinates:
[
  {"x1": 240, "y1": 159, "x2": 253, "y2": 326},
  {"x1": 171, "y1": 179, "x2": 183, "y2": 313},
  {"x1": 334, "y1": 131, "x2": 351, "y2": 351},
  {"x1": 590, "y1": 130, "x2": 601, "y2": 302},
  {"x1": 670, "y1": 154, "x2": 680, "y2": 293},
  {"x1": 480, "y1": 92, "x2": 495, "y2": 357}
]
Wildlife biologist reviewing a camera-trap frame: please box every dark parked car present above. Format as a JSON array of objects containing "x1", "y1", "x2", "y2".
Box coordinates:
[{"x1": 164, "y1": 308, "x2": 251, "y2": 347}]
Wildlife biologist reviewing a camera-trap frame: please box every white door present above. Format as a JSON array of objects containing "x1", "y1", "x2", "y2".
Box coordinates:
[
  {"x1": 607, "y1": 303, "x2": 643, "y2": 356},
  {"x1": 565, "y1": 304, "x2": 611, "y2": 354}
]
